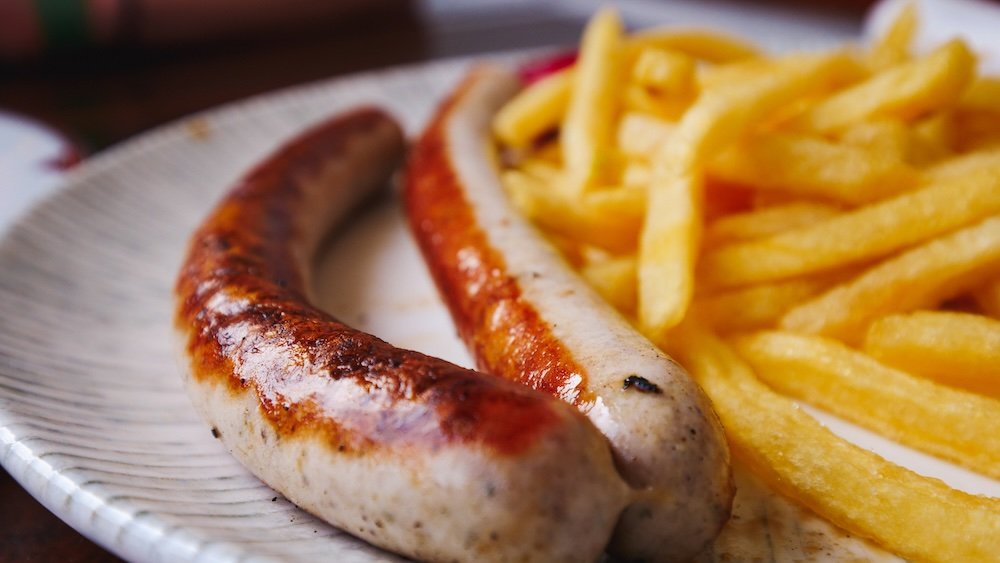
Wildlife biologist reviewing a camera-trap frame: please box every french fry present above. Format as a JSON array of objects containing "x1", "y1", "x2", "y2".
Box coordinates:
[
  {"x1": 974, "y1": 278, "x2": 1000, "y2": 318},
  {"x1": 925, "y1": 146, "x2": 1000, "y2": 182},
  {"x1": 705, "y1": 201, "x2": 842, "y2": 246},
  {"x1": 626, "y1": 28, "x2": 760, "y2": 64},
  {"x1": 868, "y1": 1, "x2": 918, "y2": 71},
  {"x1": 734, "y1": 330, "x2": 1000, "y2": 479},
  {"x1": 707, "y1": 132, "x2": 918, "y2": 204},
  {"x1": 863, "y1": 311, "x2": 1000, "y2": 399},
  {"x1": 779, "y1": 215, "x2": 1000, "y2": 341},
  {"x1": 616, "y1": 112, "x2": 674, "y2": 159},
  {"x1": 959, "y1": 77, "x2": 1000, "y2": 114},
  {"x1": 502, "y1": 170, "x2": 645, "y2": 254},
  {"x1": 562, "y1": 8, "x2": 623, "y2": 193},
  {"x1": 791, "y1": 40, "x2": 974, "y2": 134},
  {"x1": 517, "y1": 158, "x2": 562, "y2": 183},
  {"x1": 953, "y1": 109, "x2": 1000, "y2": 152},
  {"x1": 621, "y1": 161, "x2": 651, "y2": 187},
  {"x1": 622, "y1": 84, "x2": 691, "y2": 121},
  {"x1": 838, "y1": 119, "x2": 910, "y2": 163},
  {"x1": 700, "y1": 169, "x2": 1000, "y2": 288},
  {"x1": 908, "y1": 111, "x2": 955, "y2": 165},
  {"x1": 631, "y1": 47, "x2": 696, "y2": 95},
  {"x1": 660, "y1": 50, "x2": 860, "y2": 172},
  {"x1": 665, "y1": 323, "x2": 1000, "y2": 563},
  {"x1": 580, "y1": 251, "x2": 638, "y2": 314},
  {"x1": 695, "y1": 275, "x2": 837, "y2": 333},
  {"x1": 638, "y1": 171, "x2": 703, "y2": 335},
  {"x1": 492, "y1": 68, "x2": 572, "y2": 148}
]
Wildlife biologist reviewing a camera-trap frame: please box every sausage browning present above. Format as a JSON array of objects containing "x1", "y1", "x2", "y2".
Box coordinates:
[
  {"x1": 174, "y1": 108, "x2": 633, "y2": 562},
  {"x1": 405, "y1": 67, "x2": 734, "y2": 562}
]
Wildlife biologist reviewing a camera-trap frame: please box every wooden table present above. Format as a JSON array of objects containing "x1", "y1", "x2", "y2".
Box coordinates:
[{"x1": 0, "y1": 1, "x2": 867, "y2": 560}]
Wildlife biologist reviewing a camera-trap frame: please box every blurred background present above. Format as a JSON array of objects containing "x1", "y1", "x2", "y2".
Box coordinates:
[{"x1": 0, "y1": 0, "x2": 873, "y2": 560}]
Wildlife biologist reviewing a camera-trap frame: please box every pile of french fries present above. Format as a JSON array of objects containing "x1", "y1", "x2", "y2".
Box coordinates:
[{"x1": 493, "y1": 6, "x2": 1000, "y2": 562}]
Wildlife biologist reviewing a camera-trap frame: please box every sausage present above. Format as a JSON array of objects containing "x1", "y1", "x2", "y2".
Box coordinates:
[
  {"x1": 173, "y1": 108, "x2": 635, "y2": 562},
  {"x1": 404, "y1": 67, "x2": 735, "y2": 562}
]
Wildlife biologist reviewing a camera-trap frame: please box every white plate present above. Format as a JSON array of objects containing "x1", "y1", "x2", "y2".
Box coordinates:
[{"x1": 1, "y1": 9, "x2": 995, "y2": 561}]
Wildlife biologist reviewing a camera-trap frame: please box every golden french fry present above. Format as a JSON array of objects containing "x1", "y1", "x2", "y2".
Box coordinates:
[
  {"x1": 734, "y1": 330, "x2": 1000, "y2": 479},
  {"x1": 517, "y1": 158, "x2": 562, "y2": 183},
  {"x1": 925, "y1": 146, "x2": 1000, "y2": 182},
  {"x1": 492, "y1": 69, "x2": 572, "y2": 148},
  {"x1": 580, "y1": 251, "x2": 638, "y2": 313},
  {"x1": 660, "y1": 51, "x2": 860, "y2": 173},
  {"x1": 708, "y1": 132, "x2": 918, "y2": 204},
  {"x1": 695, "y1": 275, "x2": 838, "y2": 333},
  {"x1": 868, "y1": 1, "x2": 918, "y2": 70},
  {"x1": 502, "y1": 170, "x2": 645, "y2": 254},
  {"x1": 705, "y1": 201, "x2": 842, "y2": 246},
  {"x1": 908, "y1": 111, "x2": 955, "y2": 164},
  {"x1": 864, "y1": 311, "x2": 1000, "y2": 399},
  {"x1": 700, "y1": 170, "x2": 1000, "y2": 288},
  {"x1": 779, "y1": 215, "x2": 1000, "y2": 341},
  {"x1": 616, "y1": 111, "x2": 674, "y2": 158},
  {"x1": 622, "y1": 84, "x2": 691, "y2": 121},
  {"x1": 974, "y1": 278, "x2": 1000, "y2": 318},
  {"x1": 954, "y1": 109, "x2": 1000, "y2": 152},
  {"x1": 631, "y1": 47, "x2": 696, "y2": 95},
  {"x1": 562, "y1": 7, "x2": 623, "y2": 192},
  {"x1": 791, "y1": 39, "x2": 975, "y2": 134},
  {"x1": 696, "y1": 58, "x2": 774, "y2": 90},
  {"x1": 959, "y1": 77, "x2": 1000, "y2": 114},
  {"x1": 664, "y1": 323, "x2": 1000, "y2": 563},
  {"x1": 621, "y1": 161, "x2": 651, "y2": 187},
  {"x1": 626, "y1": 28, "x2": 760, "y2": 63},
  {"x1": 638, "y1": 172, "x2": 702, "y2": 335},
  {"x1": 838, "y1": 119, "x2": 910, "y2": 163}
]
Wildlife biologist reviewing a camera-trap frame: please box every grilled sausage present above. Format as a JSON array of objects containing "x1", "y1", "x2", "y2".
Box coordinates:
[
  {"x1": 405, "y1": 67, "x2": 734, "y2": 562},
  {"x1": 174, "y1": 108, "x2": 635, "y2": 562}
]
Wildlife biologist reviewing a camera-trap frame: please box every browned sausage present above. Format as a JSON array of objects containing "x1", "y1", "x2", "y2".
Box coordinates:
[
  {"x1": 173, "y1": 108, "x2": 634, "y2": 562},
  {"x1": 405, "y1": 67, "x2": 734, "y2": 562}
]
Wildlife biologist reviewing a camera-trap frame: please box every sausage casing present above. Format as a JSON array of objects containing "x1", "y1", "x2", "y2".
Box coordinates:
[{"x1": 174, "y1": 107, "x2": 633, "y2": 563}]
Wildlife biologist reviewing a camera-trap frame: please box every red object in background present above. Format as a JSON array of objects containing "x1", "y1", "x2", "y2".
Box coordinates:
[{"x1": 518, "y1": 51, "x2": 577, "y2": 84}]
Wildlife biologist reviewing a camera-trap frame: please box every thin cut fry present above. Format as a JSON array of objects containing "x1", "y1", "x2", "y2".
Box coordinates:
[
  {"x1": 502, "y1": 170, "x2": 644, "y2": 254},
  {"x1": 924, "y1": 146, "x2": 1000, "y2": 182},
  {"x1": 696, "y1": 275, "x2": 836, "y2": 333},
  {"x1": 838, "y1": 119, "x2": 910, "y2": 163},
  {"x1": 660, "y1": 51, "x2": 859, "y2": 172},
  {"x1": 908, "y1": 111, "x2": 955, "y2": 164},
  {"x1": 580, "y1": 252, "x2": 638, "y2": 314},
  {"x1": 700, "y1": 170, "x2": 1000, "y2": 288},
  {"x1": 791, "y1": 40, "x2": 974, "y2": 134},
  {"x1": 780, "y1": 215, "x2": 1000, "y2": 341},
  {"x1": 493, "y1": 69, "x2": 572, "y2": 147},
  {"x1": 631, "y1": 47, "x2": 695, "y2": 95},
  {"x1": 734, "y1": 330, "x2": 1000, "y2": 479},
  {"x1": 708, "y1": 132, "x2": 918, "y2": 204},
  {"x1": 959, "y1": 77, "x2": 1000, "y2": 114},
  {"x1": 616, "y1": 112, "x2": 674, "y2": 159},
  {"x1": 562, "y1": 8, "x2": 623, "y2": 192},
  {"x1": 626, "y1": 28, "x2": 760, "y2": 63},
  {"x1": 664, "y1": 323, "x2": 1000, "y2": 563},
  {"x1": 864, "y1": 311, "x2": 1000, "y2": 399},
  {"x1": 868, "y1": 1, "x2": 918, "y2": 71},
  {"x1": 621, "y1": 84, "x2": 691, "y2": 121},
  {"x1": 974, "y1": 278, "x2": 1000, "y2": 318},
  {"x1": 638, "y1": 172, "x2": 702, "y2": 335},
  {"x1": 704, "y1": 201, "x2": 842, "y2": 246}
]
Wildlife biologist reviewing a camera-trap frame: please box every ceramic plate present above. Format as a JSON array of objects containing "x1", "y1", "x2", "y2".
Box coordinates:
[{"x1": 1, "y1": 6, "x2": 996, "y2": 561}]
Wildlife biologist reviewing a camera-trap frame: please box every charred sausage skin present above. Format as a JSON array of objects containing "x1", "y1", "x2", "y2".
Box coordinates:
[
  {"x1": 405, "y1": 68, "x2": 734, "y2": 562},
  {"x1": 174, "y1": 108, "x2": 631, "y2": 563}
]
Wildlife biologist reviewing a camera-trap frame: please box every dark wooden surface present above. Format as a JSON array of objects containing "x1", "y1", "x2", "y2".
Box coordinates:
[{"x1": 0, "y1": 1, "x2": 869, "y2": 561}]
